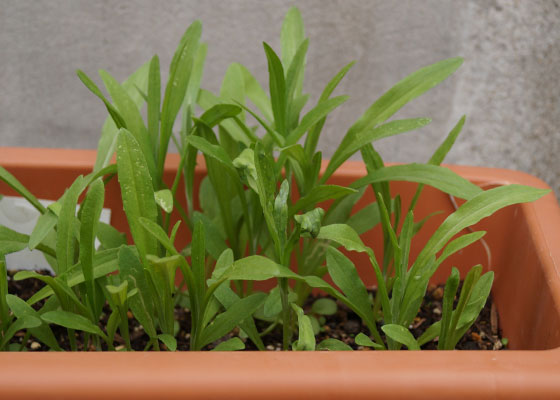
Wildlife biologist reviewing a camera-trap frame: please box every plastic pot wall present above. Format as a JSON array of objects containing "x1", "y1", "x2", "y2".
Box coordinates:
[{"x1": 1, "y1": 147, "x2": 559, "y2": 399}]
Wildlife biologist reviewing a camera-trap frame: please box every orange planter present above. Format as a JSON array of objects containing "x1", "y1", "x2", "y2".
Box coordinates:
[{"x1": 1, "y1": 147, "x2": 560, "y2": 399}]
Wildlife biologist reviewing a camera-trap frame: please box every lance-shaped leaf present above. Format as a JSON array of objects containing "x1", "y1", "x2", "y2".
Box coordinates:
[
  {"x1": 5, "y1": 294, "x2": 60, "y2": 350},
  {"x1": 41, "y1": 310, "x2": 106, "y2": 339},
  {"x1": 381, "y1": 324, "x2": 420, "y2": 350},
  {"x1": 56, "y1": 176, "x2": 85, "y2": 275},
  {"x1": 263, "y1": 42, "x2": 287, "y2": 137},
  {"x1": 0, "y1": 166, "x2": 46, "y2": 214},
  {"x1": 79, "y1": 178, "x2": 105, "y2": 284},
  {"x1": 323, "y1": 118, "x2": 431, "y2": 182},
  {"x1": 198, "y1": 292, "x2": 266, "y2": 348},
  {"x1": 116, "y1": 129, "x2": 158, "y2": 262},
  {"x1": 351, "y1": 164, "x2": 482, "y2": 200},
  {"x1": 159, "y1": 20, "x2": 202, "y2": 175},
  {"x1": 326, "y1": 247, "x2": 373, "y2": 324},
  {"x1": 410, "y1": 184, "x2": 549, "y2": 281}
]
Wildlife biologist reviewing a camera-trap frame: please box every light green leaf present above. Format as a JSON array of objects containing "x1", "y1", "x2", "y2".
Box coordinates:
[
  {"x1": 158, "y1": 333, "x2": 177, "y2": 351},
  {"x1": 116, "y1": 129, "x2": 158, "y2": 262},
  {"x1": 292, "y1": 304, "x2": 315, "y2": 351},
  {"x1": 93, "y1": 61, "x2": 150, "y2": 172},
  {"x1": 211, "y1": 337, "x2": 245, "y2": 351},
  {"x1": 0, "y1": 225, "x2": 31, "y2": 255},
  {"x1": 351, "y1": 164, "x2": 482, "y2": 200},
  {"x1": 263, "y1": 42, "x2": 287, "y2": 136},
  {"x1": 29, "y1": 209, "x2": 57, "y2": 250},
  {"x1": 199, "y1": 292, "x2": 266, "y2": 348},
  {"x1": 317, "y1": 338, "x2": 353, "y2": 351},
  {"x1": 411, "y1": 185, "x2": 549, "y2": 279},
  {"x1": 96, "y1": 222, "x2": 127, "y2": 250},
  {"x1": 381, "y1": 324, "x2": 420, "y2": 350},
  {"x1": 0, "y1": 167, "x2": 46, "y2": 214},
  {"x1": 355, "y1": 332, "x2": 384, "y2": 350},
  {"x1": 324, "y1": 118, "x2": 431, "y2": 181},
  {"x1": 317, "y1": 224, "x2": 368, "y2": 254},
  {"x1": 326, "y1": 248, "x2": 372, "y2": 323},
  {"x1": 41, "y1": 310, "x2": 105, "y2": 337},
  {"x1": 56, "y1": 176, "x2": 85, "y2": 275},
  {"x1": 154, "y1": 189, "x2": 174, "y2": 213},
  {"x1": 311, "y1": 297, "x2": 337, "y2": 316},
  {"x1": 79, "y1": 178, "x2": 105, "y2": 284},
  {"x1": 185, "y1": 135, "x2": 236, "y2": 172}
]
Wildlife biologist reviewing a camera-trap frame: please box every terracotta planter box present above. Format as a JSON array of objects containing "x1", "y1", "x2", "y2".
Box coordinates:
[{"x1": 1, "y1": 147, "x2": 560, "y2": 399}]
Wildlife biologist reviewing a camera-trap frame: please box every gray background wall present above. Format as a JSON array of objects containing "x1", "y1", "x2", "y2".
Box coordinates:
[{"x1": 2, "y1": 0, "x2": 559, "y2": 195}]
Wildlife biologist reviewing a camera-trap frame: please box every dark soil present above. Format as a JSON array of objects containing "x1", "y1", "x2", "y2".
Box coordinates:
[{"x1": 5, "y1": 270, "x2": 506, "y2": 351}]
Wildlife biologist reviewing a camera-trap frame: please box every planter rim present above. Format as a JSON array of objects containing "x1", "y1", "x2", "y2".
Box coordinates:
[{"x1": 1, "y1": 147, "x2": 560, "y2": 399}]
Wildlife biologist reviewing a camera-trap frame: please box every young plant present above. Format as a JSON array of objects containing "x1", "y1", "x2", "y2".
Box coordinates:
[{"x1": 0, "y1": 6, "x2": 551, "y2": 353}]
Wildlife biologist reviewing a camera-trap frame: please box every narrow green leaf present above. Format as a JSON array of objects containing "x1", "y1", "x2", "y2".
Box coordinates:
[
  {"x1": 5, "y1": 294, "x2": 60, "y2": 350},
  {"x1": 326, "y1": 247, "x2": 372, "y2": 323},
  {"x1": 286, "y1": 95, "x2": 349, "y2": 145},
  {"x1": 118, "y1": 245, "x2": 157, "y2": 338},
  {"x1": 0, "y1": 225, "x2": 31, "y2": 255},
  {"x1": 192, "y1": 212, "x2": 227, "y2": 261},
  {"x1": 411, "y1": 185, "x2": 549, "y2": 280},
  {"x1": 93, "y1": 61, "x2": 150, "y2": 172},
  {"x1": 281, "y1": 7, "x2": 306, "y2": 70},
  {"x1": 237, "y1": 63, "x2": 273, "y2": 122},
  {"x1": 147, "y1": 55, "x2": 161, "y2": 150},
  {"x1": 192, "y1": 220, "x2": 206, "y2": 299},
  {"x1": 79, "y1": 179, "x2": 105, "y2": 283},
  {"x1": 116, "y1": 129, "x2": 158, "y2": 262},
  {"x1": 56, "y1": 176, "x2": 85, "y2": 275},
  {"x1": 381, "y1": 324, "x2": 420, "y2": 350},
  {"x1": 159, "y1": 21, "x2": 202, "y2": 176},
  {"x1": 199, "y1": 292, "x2": 266, "y2": 348},
  {"x1": 158, "y1": 333, "x2": 177, "y2": 351},
  {"x1": 317, "y1": 224, "x2": 369, "y2": 254},
  {"x1": 99, "y1": 69, "x2": 156, "y2": 184},
  {"x1": 41, "y1": 310, "x2": 105, "y2": 337},
  {"x1": 304, "y1": 61, "x2": 356, "y2": 156},
  {"x1": 224, "y1": 256, "x2": 299, "y2": 281},
  {"x1": 211, "y1": 336, "x2": 245, "y2": 351},
  {"x1": 346, "y1": 58, "x2": 463, "y2": 149},
  {"x1": 351, "y1": 164, "x2": 482, "y2": 200},
  {"x1": 0, "y1": 166, "x2": 46, "y2": 214},
  {"x1": 185, "y1": 135, "x2": 236, "y2": 172},
  {"x1": 346, "y1": 203, "x2": 381, "y2": 235},
  {"x1": 438, "y1": 267, "x2": 460, "y2": 350},
  {"x1": 355, "y1": 332, "x2": 384, "y2": 350},
  {"x1": 324, "y1": 118, "x2": 431, "y2": 181},
  {"x1": 317, "y1": 338, "x2": 353, "y2": 351},
  {"x1": 96, "y1": 223, "x2": 127, "y2": 250},
  {"x1": 29, "y1": 209, "x2": 57, "y2": 250},
  {"x1": 76, "y1": 69, "x2": 127, "y2": 130},
  {"x1": 263, "y1": 42, "x2": 287, "y2": 136},
  {"x1": 198, "y1": 104, "x2": 242, "y2": 128}
]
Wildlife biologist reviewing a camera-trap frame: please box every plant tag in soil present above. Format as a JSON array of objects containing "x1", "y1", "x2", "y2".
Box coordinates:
[{"x1": 0, "y1": 196, "x2": 111, "y2": 271}]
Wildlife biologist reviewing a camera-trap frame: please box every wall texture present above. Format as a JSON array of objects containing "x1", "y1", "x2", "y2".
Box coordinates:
[{"x1": 1, "y1": 0, "x2": 559, "y2": 194}]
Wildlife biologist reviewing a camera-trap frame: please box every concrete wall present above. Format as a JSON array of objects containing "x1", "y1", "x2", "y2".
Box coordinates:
[{"x1": 1, "y1": 0, "x2": 559, "y2": 195}]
